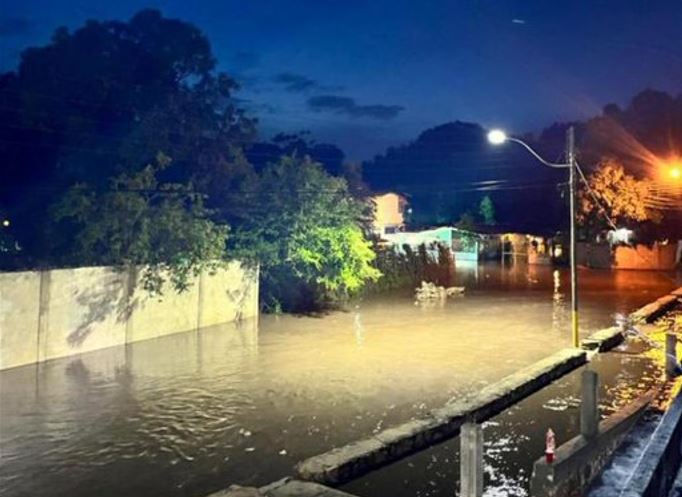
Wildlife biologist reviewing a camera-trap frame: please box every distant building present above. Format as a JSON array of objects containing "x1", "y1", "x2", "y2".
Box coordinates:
[
  {"x1": 372, "y1": 193, "x2": 408, "y2": 236},
  {"x1": 382, "y1": 226, "x2": 481, "y2": 262}
]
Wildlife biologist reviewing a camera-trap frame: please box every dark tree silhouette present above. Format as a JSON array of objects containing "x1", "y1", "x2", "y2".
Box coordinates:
[{"x1": 0, "y1": 9, "x2": 255, "y2": 264}]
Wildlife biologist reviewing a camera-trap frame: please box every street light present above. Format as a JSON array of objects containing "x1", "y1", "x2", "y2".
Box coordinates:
[{"x1": 487, "y1": 127, "x2": 580, "y2": 348}]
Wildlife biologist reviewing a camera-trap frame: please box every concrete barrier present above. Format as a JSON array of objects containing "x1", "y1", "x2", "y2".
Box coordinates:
[
  {"x1": 620, "y1": 390, "x2": 682, "y2": 497},
  {"x1": 207, "y1": 478, "x2": 360, "y2": 497},
  {"x1": 530, "y1": 389, "x2": 653, "y2": 497},
  {"x1": 295, "y1": 348, "x2": 587, "y2": 486},
  {"x1": 580, "y1": 287, "x2": 681, "y2": 352},
  {"x1": 0, "y1": 262, "x2": 258, "y2": 370},
  {"x1": 631, "y1": 294, "x2": 680, "y2": 323},
  {"x1": 580, "y1": 326, "x2": 624, "y2": 352}
]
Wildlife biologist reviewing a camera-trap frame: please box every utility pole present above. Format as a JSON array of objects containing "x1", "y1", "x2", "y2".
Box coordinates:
[
  {"x1": 567, "y1": 126, "x2": 579, "y2": 348},
  {"x1": 487, "y1": 127, "x2": 580, "y2": 348}
]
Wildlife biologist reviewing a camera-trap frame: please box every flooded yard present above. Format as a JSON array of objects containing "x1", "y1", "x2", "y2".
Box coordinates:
[{"x1": 0, "y1": 263, "x2": 679, "y2": 497}]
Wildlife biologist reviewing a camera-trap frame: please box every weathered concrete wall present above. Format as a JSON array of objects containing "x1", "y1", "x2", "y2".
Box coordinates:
[
  {"x1": 529, "y1": 390, "x2": 653, "y2": 497},
  {"x1": 577, "y1": 242, "x2": 612, "y2": 269},
  {"x1": 577, "y1": 242, "x2": 679, "y2": 270},
  {"x1": 615, "y1": 244, "x2": 678, "y2": 270},
  {"x1": 0, "y1": 262, "x2": 258, "y2": 370},
  {"x1": 43, "y1": 267, "x2": 129, "y2": 362},
  {"x1": 0, "y1": 271, "x2": 41, "y2": 369}
]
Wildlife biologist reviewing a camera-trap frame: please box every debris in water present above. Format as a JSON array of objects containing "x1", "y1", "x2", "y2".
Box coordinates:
[{"x1": 414, "y1": 281, "x2": 465, "y2": 303}]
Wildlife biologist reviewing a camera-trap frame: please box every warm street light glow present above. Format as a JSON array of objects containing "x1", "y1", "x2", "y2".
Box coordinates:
[
  {"x1": 655, "y1": 156, "x2": 682, "y2": 182},
  {"x1": 487, "y1": 129, "x2": 508, "y2": 145},
  {"x1": 2, "y1": 219, "x2": 9, "y2": 228}
]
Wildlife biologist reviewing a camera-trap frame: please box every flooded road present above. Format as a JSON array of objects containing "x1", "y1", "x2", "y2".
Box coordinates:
[{"x1": 0, "y1": 264, "x2": 679, "y2": 497}]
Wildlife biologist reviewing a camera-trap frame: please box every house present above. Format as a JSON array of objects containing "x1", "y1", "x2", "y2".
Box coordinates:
[
  {"x1": 371, "y1": 192, "x2": 408, "y2": 236},
  {"x1": 382, "y1": 226, "x2": 481, "y2": 262}
]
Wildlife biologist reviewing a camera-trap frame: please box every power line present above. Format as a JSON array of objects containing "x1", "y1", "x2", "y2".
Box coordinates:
[{"x1": 574, "y1": 161, "x2": 619, "y2": 230}]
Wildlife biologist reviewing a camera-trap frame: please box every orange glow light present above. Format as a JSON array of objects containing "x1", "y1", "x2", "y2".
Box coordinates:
[{"x1": 655, "y1": 156, "x2": 682, "y2": 182}]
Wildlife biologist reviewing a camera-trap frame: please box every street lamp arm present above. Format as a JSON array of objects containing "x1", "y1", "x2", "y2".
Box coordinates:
[{"x1": 507, "y1": 137, "x2": 570, "y2": 169}]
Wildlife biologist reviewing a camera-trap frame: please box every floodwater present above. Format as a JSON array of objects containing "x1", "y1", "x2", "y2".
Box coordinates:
[{"x1": 0, "y1": 263, "x2": 679, "y2": 497}]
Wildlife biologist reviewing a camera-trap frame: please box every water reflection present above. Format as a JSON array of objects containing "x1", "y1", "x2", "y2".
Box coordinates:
[
  {"x1": 552, "y1": 269, "x2": 566, "y2": 335},
  {"x1": 0, "y1": 264, "x2": 678, "y2": 497},
  {"x1": 343, "y1": 351, "x2": 664, "y2": 497}
]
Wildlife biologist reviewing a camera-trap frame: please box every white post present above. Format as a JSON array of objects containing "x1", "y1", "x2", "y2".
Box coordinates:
[{"x1": 460, "y1": 422, "x2": 483, "y2": 497}]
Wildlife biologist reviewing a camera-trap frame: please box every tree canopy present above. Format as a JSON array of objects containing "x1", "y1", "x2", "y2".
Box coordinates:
[
  {"x1": 579, "y1": 159, "x2": 662, "y2": 240},
  {"x1": 0, "y1": 10, "x2": 380, "y2": 308},
  {"x1": 0, "y1": 9, "x2": 254, "y2": 263},
  {"x1": 53, "y1": 153, "x2": 228, "y2": 293},
  {"x1": 230, "y1": 155, "x2": 380, "y2": 311}
]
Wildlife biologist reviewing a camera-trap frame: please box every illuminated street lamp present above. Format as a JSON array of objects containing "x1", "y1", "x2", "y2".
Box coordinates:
[{"x1": 487, "y1": 127, "x2": 580, "y2": 348}]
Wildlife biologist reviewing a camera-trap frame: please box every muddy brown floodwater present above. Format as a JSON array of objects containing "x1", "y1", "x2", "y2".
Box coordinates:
[{"x1": 0, "y1": 263, "x2": 679, "y2": 497}]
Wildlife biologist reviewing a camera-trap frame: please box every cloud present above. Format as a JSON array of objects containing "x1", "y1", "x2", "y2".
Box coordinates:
[
  {"x1": 273, "y1": 72, "x2": 321, "y2": 92},
  {"x1": 0, "y1": 17, "x2": 32, "y2": 37},
  {"x1": 272, "y1": 72, "x2": 344, "y2": 93},
  {"x1": 307, "y1": 95, "x2": 404, "y2": 120}
]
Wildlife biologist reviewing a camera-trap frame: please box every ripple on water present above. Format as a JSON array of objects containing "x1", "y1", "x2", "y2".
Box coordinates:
[{"x1": 0, "y1": 265, "x2": 678, "y2": 497}]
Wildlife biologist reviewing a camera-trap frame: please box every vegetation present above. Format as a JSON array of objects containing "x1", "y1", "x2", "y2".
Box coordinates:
[
  {"x1": 367, "y1": 243, "x2": 455, "y2": 294},
  {"x1": 53, "y1": 153, "x2": 228, "y2": 294},
  {"x1": 479, "y1": 195, "x2": 496, "y2": 225},
  {"x1": 229, "y1": 156, "x2": 380, "y2": 311},
  {"x1": 0, "y1": 10, "x2": 379, "y2": 309},
  {"x1": 579, "y1": 159, "x2": 662, "y2": 240},
  {"x1": 0, "y1": 9, "x2": 679, "y2": 309}
]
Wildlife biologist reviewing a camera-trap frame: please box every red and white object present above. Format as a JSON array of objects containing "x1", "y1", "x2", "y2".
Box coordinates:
[{"x1": 545, "y1": 428, "x2": 556, "y2": 463}]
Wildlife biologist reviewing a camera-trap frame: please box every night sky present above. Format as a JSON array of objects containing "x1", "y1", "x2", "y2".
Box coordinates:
[{"x1": 1, "y1": 0, "x2": 680, "y2": 160}]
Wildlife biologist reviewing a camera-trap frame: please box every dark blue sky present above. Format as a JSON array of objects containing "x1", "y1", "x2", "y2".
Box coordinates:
[{"x1": 1, "y1": 0, "x2": 681, "y2": 160}]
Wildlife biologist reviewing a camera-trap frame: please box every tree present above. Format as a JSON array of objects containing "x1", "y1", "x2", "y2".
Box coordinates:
[
  {"x1": 230, "y1": 155, "x2": 380, "y2": 311},
  {"x1": 455, "y1": 212, "x2": 476, "y2": 231},
  {"x1": 579, "y1": 159, "x2": 662, "y2": 237},
  {"x1": 479, "y1": 195, "x2": 496, "y2": 225},
  {"x1": 53, "y1": 153, "x2": 228, "y2": 293},
  {"x1": 0, "y1": 9, "x2": 254, "y2": 265}
]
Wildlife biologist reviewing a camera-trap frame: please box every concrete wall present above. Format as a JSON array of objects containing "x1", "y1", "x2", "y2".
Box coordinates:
[
  {"x1": 614, "y1": 244, "x2": 678, "y2": 270},
  {"x1": 620, "y1": 389, "x2": 682, "y2": 497},
  {"x1": 578, "y1": 242, "x2": 679, "y2": 270},
  {"x1": 530, "y1": 390, "x2": 652, "y2": 497},
  {"x1": 0, "y1": 262, "x2": 258, "y2": 370}
]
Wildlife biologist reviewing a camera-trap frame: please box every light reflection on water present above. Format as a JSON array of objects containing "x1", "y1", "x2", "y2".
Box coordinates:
[{"x1": 0, "y1": 264, "x2": 678, "y2": 497}]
